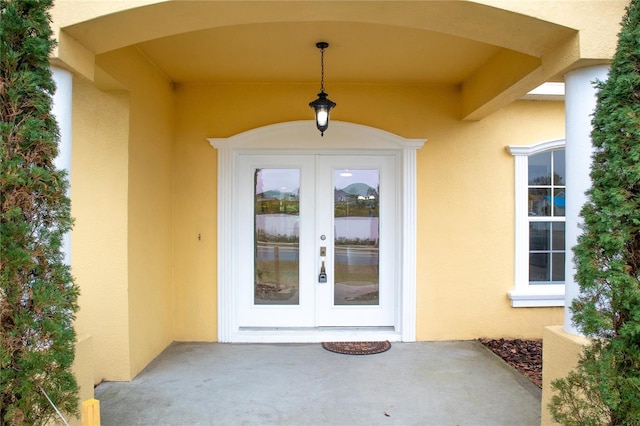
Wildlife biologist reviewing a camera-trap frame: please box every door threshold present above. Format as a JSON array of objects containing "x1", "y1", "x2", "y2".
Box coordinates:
[{"x1": 228, "y1": 327, "x2": 401, "y2": 343}]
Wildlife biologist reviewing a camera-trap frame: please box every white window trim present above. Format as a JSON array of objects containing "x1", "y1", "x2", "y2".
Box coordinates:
[{"x1": 507, "y1": 139, "x2": 566, "y2": 308}]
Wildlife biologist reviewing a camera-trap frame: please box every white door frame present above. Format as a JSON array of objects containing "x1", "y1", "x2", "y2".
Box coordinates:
[{"x1": 209, "y1": 121, "x2": 425, "y2": 343}]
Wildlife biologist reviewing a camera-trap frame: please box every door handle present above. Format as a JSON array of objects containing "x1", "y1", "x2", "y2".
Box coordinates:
[
  {"x1": 319, "y1": 261, "x2": 327, "y2": 283},
  {"x1": 319, "y1": 246, "x2": 327, "y2": 283}
]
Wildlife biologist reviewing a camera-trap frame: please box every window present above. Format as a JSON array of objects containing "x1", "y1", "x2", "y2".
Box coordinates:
[
  {"x1": 507, "y1": 140, "x2": 566, "y2": 307},
  {"x1": 528, "y1": 150, "x2": 565, "y2": 283}
]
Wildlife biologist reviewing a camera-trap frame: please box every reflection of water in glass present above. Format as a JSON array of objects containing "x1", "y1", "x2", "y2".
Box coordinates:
[
  {"x1": 254, "y1": 169, "x2": 300, "y2": 305},
  {"x1": 334, "y1": 169, "x2": 380, "y2": 305}
]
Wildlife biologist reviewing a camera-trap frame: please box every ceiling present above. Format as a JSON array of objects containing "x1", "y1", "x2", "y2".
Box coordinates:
[
  {"x1": 60, "y1": 1, "x2": 584, "y2": 118},
  {"x1": 134, "y1": 21, "x2": 501, "y2": 85}
]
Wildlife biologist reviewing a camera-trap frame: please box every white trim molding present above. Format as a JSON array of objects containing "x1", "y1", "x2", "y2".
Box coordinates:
[
  {"x1": 51, "y1": 67, "x2": 72, "y2": 266},
  {"x1": 507, "y1": 139, "x2": 566, "y2": 308},
  {"x1": 563, "y1": 65, "x2": 610, "y2": 333},
  {"x1": 209, "y1": 121, "x2": 425, "y2": 342}
]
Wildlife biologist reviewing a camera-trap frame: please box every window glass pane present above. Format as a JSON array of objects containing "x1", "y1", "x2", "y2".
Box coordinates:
[
  {"x1": 552, "y1": 253, "x2": 565, "y2": 281},
  {"x1": 525, "y1": 148, "x2": 566, "y2": 285},
  {"x1": 529, "y1": 188, "x2": 551, "y2": 216},
  {"x1": 553, "y1": 150, "x2": 566, "y2": 185},
  {"x1": 334, "y1": 169, "x2": 380, "y2": 306},
  {"x1": 552, "y1": 222, "x2": 565, "y2": 250},
  {"x1": 254, "y1": 169, "x2": 300, "y2": 305},
  {"x1": 530, "y1": 253, "x2": 550, "y2": 282},
  {"x1": 530, "y1": 222, "x2": 550, "y2": 250},
  {"x1": 529, "y1": 152, "x2": 552, "y2": 185},
  {"x1": 554, "y1": 189, "x2": 565, "y2": 216}
]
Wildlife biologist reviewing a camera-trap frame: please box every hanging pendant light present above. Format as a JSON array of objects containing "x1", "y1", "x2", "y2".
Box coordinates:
[{"x1": 309, "y1": 42, "x2": 336, "y2": 136}]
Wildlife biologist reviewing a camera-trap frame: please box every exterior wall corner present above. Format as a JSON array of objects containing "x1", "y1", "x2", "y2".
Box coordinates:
[{"x1": 541, "y1": 325, "x2": 591, "y2": 425}]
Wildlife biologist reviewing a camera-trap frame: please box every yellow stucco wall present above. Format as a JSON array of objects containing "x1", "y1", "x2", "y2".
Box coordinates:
[
  {"x1": 541, "y1": 326, "x2": 591, "y2": 425},
  {"x1": 72, "y1": 47, "x2": 175, "y2": 381},
  {"x1": 172, "y1": 87, "x2": 218, "y2": 342},
  {"x1": 72, "y1": 77, "x2": 131, "y2": 381},
  {"x1": 171, "y1": 82, "x2": 565, "y2": 342},
  {"x1": 69, "y1": 334, "x2": 94, "y2": 425},
  {"x1": 418, "y1": 100, "x2": 566, "y2": 339},
  {"x1": 98, "y1": 47, "x2": 175, "y2": 379}
]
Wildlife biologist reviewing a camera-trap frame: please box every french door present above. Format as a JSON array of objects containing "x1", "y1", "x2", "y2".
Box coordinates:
[{"x1": 237, "y1": 154, "x2": 397, "y2": 328}]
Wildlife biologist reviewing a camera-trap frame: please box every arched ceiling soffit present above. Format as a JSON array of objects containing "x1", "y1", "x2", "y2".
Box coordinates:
[
  {"x1": 62, "y1": 1, "x2": 576, "y2": 63},
  {"x1": 58, "y1": 0, "x2": 574, "y2": 69},
  {"x1": 59, "y1": 1, "x2": 602, "y2": 119}
]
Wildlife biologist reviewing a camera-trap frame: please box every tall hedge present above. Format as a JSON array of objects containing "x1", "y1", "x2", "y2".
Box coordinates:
[
  {"x1": 549, "y1": 0, "x2": 640, "y2": 424},
  {"x1": 0, "y1": 0, "x2": 80, "y2": 424}
]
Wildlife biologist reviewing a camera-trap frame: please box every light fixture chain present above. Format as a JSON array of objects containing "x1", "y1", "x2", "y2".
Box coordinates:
[{"x1": 320, "y1": 46, "x2": 325, "y2": 92}]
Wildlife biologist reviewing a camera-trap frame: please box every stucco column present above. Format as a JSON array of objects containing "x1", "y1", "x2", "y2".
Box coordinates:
[
  {"x1": 51, "y1": 67, "x2": 73, "y2": 264},
  {"x1": 564, "y1": 65, "x2": 610, "y2": 334}
]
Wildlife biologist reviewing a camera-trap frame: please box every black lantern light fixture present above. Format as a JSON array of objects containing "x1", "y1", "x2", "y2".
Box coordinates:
[{"x1": 309, "y1": 42, "x2": 336, "y2": 136}]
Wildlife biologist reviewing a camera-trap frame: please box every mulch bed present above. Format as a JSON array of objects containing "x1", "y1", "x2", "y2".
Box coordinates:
[{"x1": 478, "y1": 338, "x2": 542, "y2": 388}]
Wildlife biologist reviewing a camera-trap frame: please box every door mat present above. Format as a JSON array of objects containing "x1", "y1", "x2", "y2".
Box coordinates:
[{"x1": 321, "y1": 341, "x2": 391, "y2": 355}]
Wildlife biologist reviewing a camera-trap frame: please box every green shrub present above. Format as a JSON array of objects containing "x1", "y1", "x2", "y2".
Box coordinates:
[
  {"x1": 549, "y1": 0, "x2": 640, "y2": 424},
  {"x1": 1, "y1": 0, "x2": 80, "y2": 424}
]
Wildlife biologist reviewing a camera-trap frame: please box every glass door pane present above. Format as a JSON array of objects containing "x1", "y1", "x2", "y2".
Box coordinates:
[
  {"x1": 254, "y1": 169, "x2": 300, "y2": 305},
  {"x1": 238, "y1": 154, "x2": 315, "y2": 328},
  {"x1": 333, "y1": 169, "x2": 380, "y2": 305}
]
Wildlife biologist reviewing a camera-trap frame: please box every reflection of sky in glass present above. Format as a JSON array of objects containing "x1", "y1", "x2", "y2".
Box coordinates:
[
  {"x1": 255, "y1": 168, "x2": 379, "y2": 193},
  {"x1": 335, "y1": 169, "x2": 378, "y2": 190},
  {"x1": 256, "y1": 169, "x2": 299, "y2": 193}
]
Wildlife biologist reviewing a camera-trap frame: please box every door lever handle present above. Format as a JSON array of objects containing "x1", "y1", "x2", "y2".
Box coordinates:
[
  {"x1": 319, "y1": 259, "x2": 328, "y2": 283},
  {"x1": 319, "y1": 246, "x2": 328, "y2": 283}
]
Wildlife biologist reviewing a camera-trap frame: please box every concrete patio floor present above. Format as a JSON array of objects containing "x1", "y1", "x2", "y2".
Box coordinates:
[{"x1": 94, "y1": 341, "x2": 541, "y2": 425}]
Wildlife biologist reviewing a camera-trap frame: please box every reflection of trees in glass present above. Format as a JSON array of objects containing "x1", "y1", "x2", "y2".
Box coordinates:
[
  {"x1": 530, "y1": 174, "x2": 565, "y2": 186},
  {"x1": 255, "y1": 196, "x2": 300, "y2": 215},
  {"x1": 256, "y1": 230, "x2": 299, "y2": 243},
  {"x1": 335, "y1": 237, "x2": 377, "y2": 246},
  {"x1": 334, "y1": 184, "x2": 379, "y2": 218}
]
